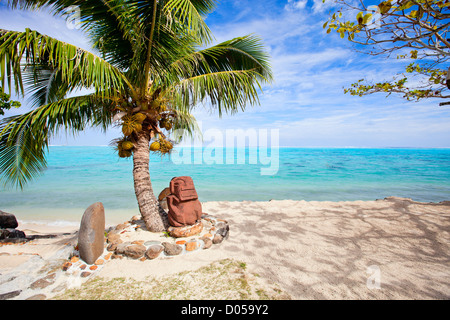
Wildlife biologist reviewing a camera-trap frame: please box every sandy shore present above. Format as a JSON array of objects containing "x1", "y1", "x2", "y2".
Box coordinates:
[{"x1": 1, "y1": 197, "x2": 449, "y2": 299}]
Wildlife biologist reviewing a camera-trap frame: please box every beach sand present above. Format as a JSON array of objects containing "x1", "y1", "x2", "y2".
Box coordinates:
[{"x1": 1, "y1": 197, "x2": 449, "y2": 300}]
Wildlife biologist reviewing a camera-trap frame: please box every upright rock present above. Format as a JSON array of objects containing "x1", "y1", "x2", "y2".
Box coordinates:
[{"x1": 78, "y1": 202, "x2": 105, "y2": 264}]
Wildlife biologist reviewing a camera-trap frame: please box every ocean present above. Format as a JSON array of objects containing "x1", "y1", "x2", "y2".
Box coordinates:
[{"x1": 1, "y1": 146, "x2": 449, "y2": 226}]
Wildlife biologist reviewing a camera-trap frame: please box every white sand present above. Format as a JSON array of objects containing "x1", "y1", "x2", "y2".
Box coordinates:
[
  {"x1": 98, "y1": 197, "x2": 450, "y2": 299},
  {"x1": 1, "y1": 197, "x2": 449, "y2": 299}
]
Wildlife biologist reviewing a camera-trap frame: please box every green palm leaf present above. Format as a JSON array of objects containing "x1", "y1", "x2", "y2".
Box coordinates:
[
  {"x1": 0, "y1": 94, "x2": 113, "y2": 189},
  {"x1": 0, "y1": 117, "x2": 48, "y2": 189},
  {"x1": 163, "y1": 0, "x2": 215, "y2": 42},
  {"x1": 0, "y1": 28, "x2": 128, "y2": 98}
]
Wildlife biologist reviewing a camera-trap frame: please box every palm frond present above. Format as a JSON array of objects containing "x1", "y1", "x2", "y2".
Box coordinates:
[
  {"x1": 21, "y1": 62, "x2": 72, "y2": 108},
  {"x1": 165, "y1": 34, "x2": 273, "y2": 89},
  {"x1": 0, "y1": 94, "x2": 114, "y2": 189},
  {"x1": 163, "y1": 0, "x2": 215, "y2": 43},
  {"x1": 0, "y1": 115, "x2": 48, "y2": 189},
  {"x1": 170, "y1": 108, "x2": 202, "y2": 142},
  {"x1": 0, "y1": 28, "x2": 128, "y2": 98},
  {"x1": 174, "y1": 69, "x2": 264, "y2": 116}
]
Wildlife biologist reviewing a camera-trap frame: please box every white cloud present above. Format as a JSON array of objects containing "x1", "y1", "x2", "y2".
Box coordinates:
[
  {"x1": 285, "y1": 0, "x2": 308, "y2": 11},
  {"x1": 311, "y1": 0, "x2": 340, "y2": 14}
]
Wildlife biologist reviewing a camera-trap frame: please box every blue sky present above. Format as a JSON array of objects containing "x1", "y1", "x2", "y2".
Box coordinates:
[{"x1": 1, "y1": 0, "x2": 449, "y2": 148}]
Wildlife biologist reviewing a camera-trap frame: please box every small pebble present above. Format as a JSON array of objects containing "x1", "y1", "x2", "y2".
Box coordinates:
[{"x1": 94, "y1": 259, "x2": 104, "y2": 265}]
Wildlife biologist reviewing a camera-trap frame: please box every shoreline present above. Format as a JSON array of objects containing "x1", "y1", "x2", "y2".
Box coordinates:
[
  {"x1": 11, "y1": 196, "x2": 450, "y2": 230},
  {"x1": 1, "y1": 197, "x2": 449, "y2": 300}
]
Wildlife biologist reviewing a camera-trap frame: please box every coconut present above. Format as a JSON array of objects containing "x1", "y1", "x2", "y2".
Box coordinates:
[
  {"x1": 133, "y1": 113, "x2": 146, "y2": 123},
  {"x1": 122, "y1": 141, "x2": 134, "y2": 150},
  {"x1": 159, "y1": 140, "x2": 173, "y2": 154},
  {"x1": 134, "y1": 123, "x2": 142, "y2": 133},
  {"x1": 150, "y1": 141, "x2": 161, "y2": 151},
  {"x1": 122, "y1": 125, "x2": 133, "y2": 136},
  {"x1": 119, "y1": 149, "x2": 132, "y2": 158}
]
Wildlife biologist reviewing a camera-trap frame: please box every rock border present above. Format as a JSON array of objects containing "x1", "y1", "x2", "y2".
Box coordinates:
[{"x1": 59, "y1": 213, "x2": 229, "y2": 279}]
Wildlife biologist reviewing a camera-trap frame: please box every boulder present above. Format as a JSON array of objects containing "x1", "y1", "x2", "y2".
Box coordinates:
[
  {"x1": 78, "y1": 202, "x2": 105, "y2": 264},
  {"x1": 0, "y1": 210, "x2": 18, "y2": 229},
  {"x1": 0, "y1": 228, "x2": 26, "y2": 240}
]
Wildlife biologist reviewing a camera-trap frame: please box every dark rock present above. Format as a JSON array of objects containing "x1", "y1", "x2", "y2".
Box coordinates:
[
  {"x1": 0, "y1": 228, "x2": 26, "y2": 240},
  {"x1": 145, "y1": 245, "x2": 164, "y2": 260},
  {"x1": 0, "y1": 229, "x2": 9, "y2": 240},
  {"x1": 26, "y1": 234, "x2": 57, "y2": 240},
  {"x1": 162, "y1": 242, "x2": 183, "y2": 256},
  {"x1": 216, "y1": 225, "x2": 229, "y2": 239},
  {"x1": 78, "y1": 202, "x2": 105, "y2": 264},
  {"x1": 0, "y1": 290, "x2": 21, "y2": 300},
  {"x1": 80, "y1": 272, "x2": 91, "y2": 278},
  {"x1": 0, "y1": 210, "x2": 18, "y2": 229}
]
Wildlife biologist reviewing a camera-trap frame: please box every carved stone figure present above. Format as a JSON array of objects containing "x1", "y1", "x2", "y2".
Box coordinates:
[{"x1": 166, "y1": 176, "x2": 202, "y2": 227}]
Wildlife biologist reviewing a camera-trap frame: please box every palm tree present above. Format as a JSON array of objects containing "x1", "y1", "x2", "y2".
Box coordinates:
[{"x1": 0, "y1": 0, "x2": 273, "y2": 231}]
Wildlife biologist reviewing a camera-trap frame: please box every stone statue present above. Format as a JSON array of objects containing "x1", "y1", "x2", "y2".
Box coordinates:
[{"x1": 166, "y1": 176, "x2": 202, "y2": 227}]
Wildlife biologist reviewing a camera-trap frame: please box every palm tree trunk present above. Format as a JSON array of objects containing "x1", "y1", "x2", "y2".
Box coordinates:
[{"x1": 133, "y1": 129, "x2": 168, "y2": 232}]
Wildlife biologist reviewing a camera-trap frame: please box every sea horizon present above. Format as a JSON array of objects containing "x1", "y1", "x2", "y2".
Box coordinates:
[
  {"x1": 48, "y1": 145, "x2": 450, "y2": 149},
  {"x1": 1, "y1": 146, "x2": 449, "y2": 226}
]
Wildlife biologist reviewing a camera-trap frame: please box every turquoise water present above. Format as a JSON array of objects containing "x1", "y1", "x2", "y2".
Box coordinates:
[{"x1": 1, "y1": 147, "x2": 449, "y2": 225}]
